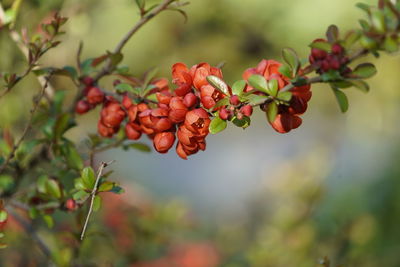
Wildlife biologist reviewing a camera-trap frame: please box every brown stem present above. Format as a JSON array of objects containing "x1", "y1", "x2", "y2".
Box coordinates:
[
  {"x1": 0, "y1": 77, "x2": 51, "y2": 174},
  {"x1": 80, "y1": 160, "x2": 115, "y2": 241},
  {"x1": 92, "y1": 0, "x2": 176, "y2": 82}
]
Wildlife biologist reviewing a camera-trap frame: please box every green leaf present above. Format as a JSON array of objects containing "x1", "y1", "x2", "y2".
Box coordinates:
[
  {"x1": 209, "y1": 117, "x2": 227, "y2": 134},
  {"x1": 332, "y1": 88, "x2": 349, "y2": 113},
  {"x1": 73, "y1": 190, "x2": 89, "y2": 201},
  {"x1": 248, "y1": 75, "x2": 268, "y2": 94},
  {"x1": 267, "y1": 79, "x2": 278, "y2": 96},
  {"x1": 214, "y1": 98, "x2": 230, "y2": 109},
  {"x1": 277, "y1": 91, "x2": 292, "y2": 102},
  {"x1": 206, "y1": 75, "x2": 230, "y2": 96},
  {"x1": 282, "y1": 48, "x2": 300, "y2": 75},
  {"x1": 267, "y1": 102, "x2": 278, "y2": 123},
  {"x1": 54, "y1": 113, "x2": 75, "y2": 140},
  {"x1": 384, "y1": 36, "x2": 398, "y2": 53},
  {"x1": 143, "y1": 67, "x2": 159, "y2": 88},
  {"x1": 245, "y1": 94, "x2": 269, "y2": 105},
  {"x1": 93, "y1": 196, "x2": 101, "y2": 212},
  {"x1": 37, "y1": 175, "x2": 49, "y2": 194},
  {"x1": 231, "y1": 80, "x2": 247, "y2": 96},
  {"x1": 135, "y1": 0, "x2": 145, "y2": 9},
  {"x1": 352, "y1": 63, "x2": 377, "y2": 79},
  {"x1": 356, "y1": 3, "x2": 371, "y2": 13},
  {"x1": 309, "y1": 41, "x2": 331, "y2": 52},
  {"x1": 29, "y1": 208, "x2": 39, "y2": 219},
  {"x1": 74, "y1": 178, "x2": 86, "y2": 190},
  {"x1": 326, "y1": 25, "x2": 339, "y2": 43},
  {"x1": 115, "y1": 83, "x2": 135, "y2": 93},
  {"x1": 109, "y1": 52, "x2": 123, "y2": 67},
  {"x1": 62, "y1": 141, "x2": 84, "y2": 170},
  {"x1": 82, "y1": 167, "x2": 96, "y2": 189},
  {"x1": 349, "y1": 80, "x2": 370, "y2": 93},
  {"x1": 45, "y1": 179, "x2": 62, "y2": 199},
  {"x1": 371, "y1": 9, "x2": 386, "y2": 33},
  {"x1": 231, "y1": 116, "x2": 251, "y2": 129},
  {"x1": 344, "y1": 30, "x2": 361, "y2": 49},
  {"x1": 43, "y1": 215, "x2": 54, "y2": 228},
  {"x1": 0, "y1": 210, "x2": 7, "y2": 223},
  {"x1": 81, "y1": 59, "x2": 94, "y2": 75},
  {"x1": 125, "y1": 143, "x2": 151, "y2": 152},
  {"x1": 110, "y1": 185, "x2": 125, "y2": 194},
  {"x1": 279, "y1": 65, "x2": 292, "y2": 78},
  {"x1": 98, "y1": 181, "x2": 114, "y2": 192}
]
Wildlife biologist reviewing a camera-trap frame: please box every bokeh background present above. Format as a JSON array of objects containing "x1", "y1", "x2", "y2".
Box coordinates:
[{"x1": 1, "y1": 0, "x2": 400, "y2": 266}]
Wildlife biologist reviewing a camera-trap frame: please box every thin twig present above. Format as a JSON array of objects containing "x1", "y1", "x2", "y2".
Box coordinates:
[
  {"x1": 93, "y1": 0, "x2": 176, "y2": 82},
  {"x1": 6, "y1": 208, "x2": 53, "y2": 261},
  {"x1": 0, "y1": 77, "x2": 51, "y2": 174},
  {"x1": 80, "y1": 160, "x2": 115, "y2": 241},
  {"x1": 0, "y1": 3, "x2": 55, "y2": 100}
]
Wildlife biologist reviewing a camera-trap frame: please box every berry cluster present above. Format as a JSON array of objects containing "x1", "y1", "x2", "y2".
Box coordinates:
[
  {"x1": 75, "y1": 77, "x2": 105, "y2": 114},
  {"x1": 309, "y1": 39, "x2": 350, "y2": 75}
]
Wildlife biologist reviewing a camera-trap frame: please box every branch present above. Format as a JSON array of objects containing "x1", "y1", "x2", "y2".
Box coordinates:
[
  {"x1": 6, "y1": 208, "x2": 53, "y2": 261},
  {"x1": 93, "y1": 0, "x2": 176, "y2": 82},
  {"x1": 0, "y1": 76, "x2": 51, "y2": 174},
  {"x1": 0, "y1": 3, "x2": 55, "y2": 100},
  {"x1": 80, "y1": 160, "x2": 115, "y2": 241}
]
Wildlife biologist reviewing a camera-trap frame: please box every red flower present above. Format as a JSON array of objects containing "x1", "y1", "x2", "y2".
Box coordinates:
[
  {"x1": 125, "y1": 122, "x2": 142, "y2": 140},
  {"x1": 190, "y1": 63, "x2": 223, "y2": 90},
  {"x1": 184, "y1": 108, "x2": 210, "y2": 136},
  {"x1": 153, "y1": 132, "x2": 176, "y2": 153},
  {"x1": 172, "y1": 63, "x2": 193, "y2": 96},
  {"x1": 200, "y1": 84, "x2": 225, "y2": 109},
  {"x1": 98, "y1": 121, "x2": 118, "y2": 138},
  {"x1": 168, "y1": 96, "x2": 188, "y2": 123}
]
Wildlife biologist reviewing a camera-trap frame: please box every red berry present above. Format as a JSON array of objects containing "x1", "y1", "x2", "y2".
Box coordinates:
[
  {"x1": 75, "y1": 100, "x2": 91, "y2": 114},
  {"x1": 229, "y1": 95, "x2": 240, "y2": 106},
  {"x1": 240, "y1": 105, "x2": 253, "y2": 117},
  {"x1": 332, "y1": 43, "x2": 343, "y2": 55},
  {"x1": 82, "y1": 76, "x2": 94, "y2": 86},
  {"x1": 311, "y1": 48, "x2": 327, "y2": 60},
  {"x1": 219, "y1": 107, "x2": 230, "y2": 120},
  {"x1": 65, "y1": 199, "x2": 77, "y2": 211}
]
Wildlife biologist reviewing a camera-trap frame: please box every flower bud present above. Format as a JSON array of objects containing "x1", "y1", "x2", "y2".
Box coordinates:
[
  {"x1": 153, "y1": 132, "x2": 176, "y2": 153},
  {"x1": 98, "y1": 121, "x2": 117, "y2": 138},
  {"x1": 183, "y1": 92, "x2": 198, "y2": 108},
  {"x1": 125, "y1": 122, "x2": 142, "y2": 140},
  {"x1": 87, "y1": 86, "x2": 105, "y2": 105}
]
